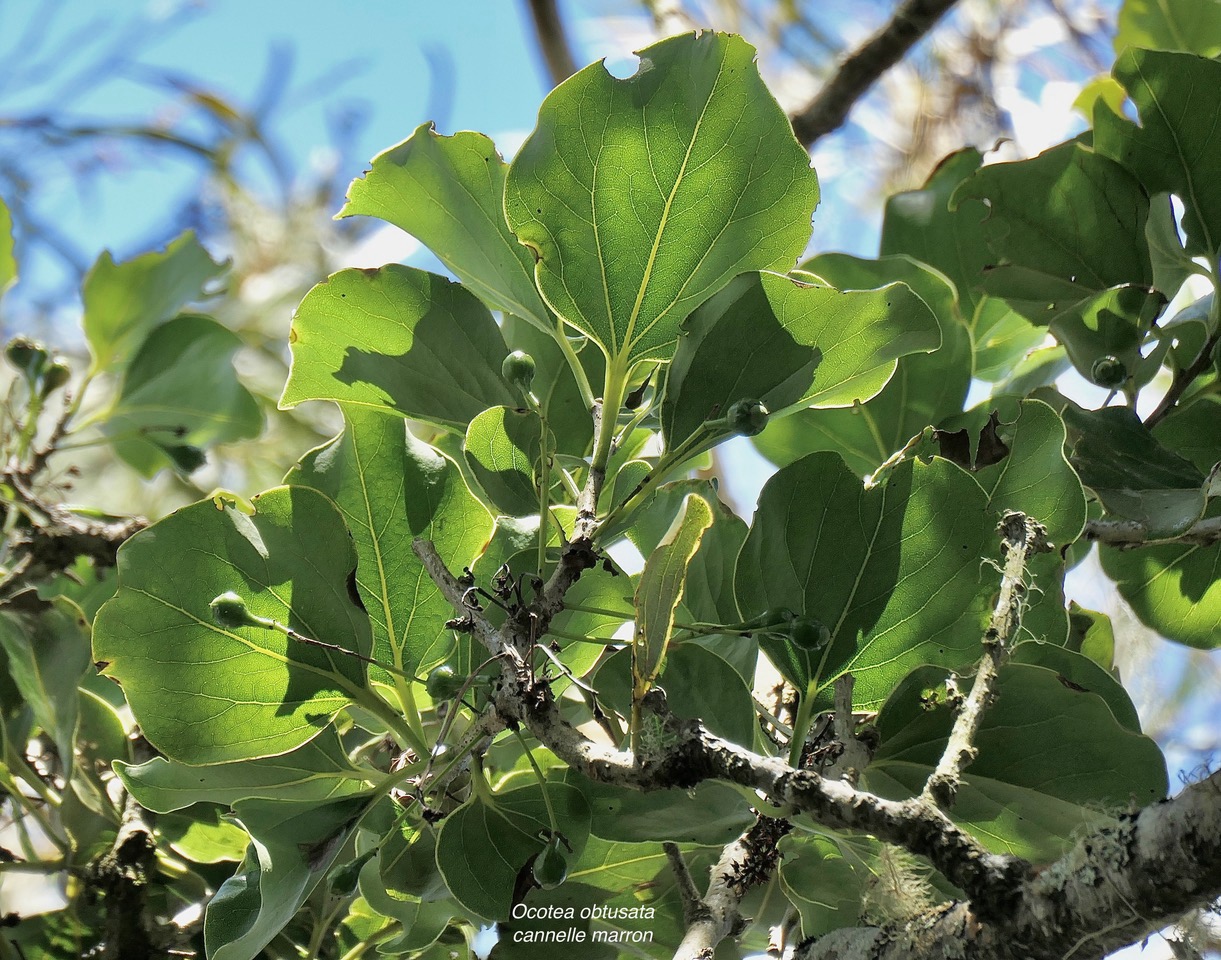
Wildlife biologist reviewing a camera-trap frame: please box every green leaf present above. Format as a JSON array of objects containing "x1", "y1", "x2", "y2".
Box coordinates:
[
  {"x1": 1100, "y1": 504, "x2": 1221, "y2": 649},
  {"x1": 205, "y1": 796, "x2": 366, "y2": 960},
  {"x1": 1153, "y1": 396, "x2": 1221, "y2": 474},
  {"x1": 778, "y1": 835, "x2": 871, "y2": 938},
  {"x1": 288, "y1": 409, "x2": 492, "y2": 677},
  {"x1": 951, "y1": 141, "x2": 1153, "y2": 323},
  {"x1": 662, "y1": 270, "x2": 938, "y2": 453},
  {"x1": 865, "y1": 663, "x2": 1167, "y2": 861},
  {"x1": 281, "y1": 265, "x2": 515, "y2": 430},
  {"x1": 735, "y1": 454, "x2": 996, "y2": 709},
  {"x1": 1095, "y1": 48, "x2": 1221, "y2": 260},
  {"x1": 504, "y1": 32, "x2": 819, "y2": 366},
  {"x1": 973, "y1": 400, "x2": 1086, "y2": 644},
  {"x1": 1115, "y1": 0, "x2": 1221, "y2": 57},
  {"x1": 82, "y1": 231, "x2": 226, "y2": 372},
  {"x1": 882, "y1": 148, "x2": 990, "y2": 314},
  {"x1": 101, "y1": 314, "x2": 261, "y2": 477},
  {"x1": 93, "y1": 486, "x2": 372, "y2": 764},
  {"x1": 435, "y1": 781, "x2": 590, "y2": 920},
  {"x1": 1010, "y1": 641, "x2": 1139, "y2": 732},
  {"x1": 566, "y1": 773, "x2": 752, "y2": 845},
  {"x1": 464, "y1": 405, "x2": 547, "y2": 516},
  {"x1": 0, "y1": 196, "x2": 14, "y2": 297},
  {"x1": 754, "y1": 260, "x2": 971, "y2": 474},
  {"x1": 0, "y1": 599, "x2": 90, "y2": 776},
  {"x1": 1066, "y1": 602, "x2": 1117, "y2": 672},
  {"x1": 633, "y1": 493, "x2": 713, "y2": 694},
  {"x1": 115, "y1": 729, "x2": 371, "y2": 813},
  {"x1": 597, "y1": 644, "x2": 756, "y2": 746},
  {"x1": 160, "y1": 806, "x2": 252, "y2": 864},
  {"x1": 340, "y1": 123, "x2": 551, "y2": 331},
  {"x1": 1065, "y1": 405, "x2": 1208, "y2": 536}
]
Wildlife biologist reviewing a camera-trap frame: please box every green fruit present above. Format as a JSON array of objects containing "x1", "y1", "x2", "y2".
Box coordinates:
[
  {"x1": 5, "y1": 337, "x2": 47, "y2": 379},
  {"x1": 209, "y1": 592, "x2": 263, "y2": 630},
  {"x1": 39, "y1": 359, "x2": 71, "y2": 396},
  {"x1": 727, "y1": 399, "x2": 769, "y2": 436},
  {"x1": 425, "y1": 664, "x2": 464, "y2": 700},
  {"x1": 501, "y1": 350, "x2": 536, "y2": 390},
  {"x1": 532, "y1": 837, "x2": 568, "y2": 889},
  {"x1": 787, "y1": 615, "x2": 831, "y2": 651},
  {"x1": 1090, "y1": 355, "x2": 1127, "y2": 388},
  {"x1": 166, "y1": 444, "x2": 207, "y2": 474}
]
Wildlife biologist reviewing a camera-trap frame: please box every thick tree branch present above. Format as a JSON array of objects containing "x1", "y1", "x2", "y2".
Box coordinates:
[
  {"x1": 796, "y1": 768, "x2": 1221, "y2": 960},
  {"x1": 1085, "y1": 515, "x2": 1221, "y2": 549},
  {"x1": 790, "y1": 0, "x2": 961, "y2": 147},
  {"x1": 671, "y1": 816, "x2": 791, "y2": 960},
  {"x1": 412, "y1": 536, "x2": 1026, "y2": 911},
  {"x1": 923, "y1": 512, "x2": 1050, "y2": 808},
  {"x1": 523, "y1": 0, "x2": 578, "y2": 90}
]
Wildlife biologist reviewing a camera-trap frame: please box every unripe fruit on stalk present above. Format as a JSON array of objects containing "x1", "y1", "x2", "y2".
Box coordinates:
[
  {"x1": 425, "y1": 664, "x2": 464, "y2": 700},
  {"x1": 727, "y1": 399, "x2": 769, "y2": 436},
  {"x1": 787, "y1": 615, "x2": 831, "y2": 651},
  {"x1": 210, "y1": 592, "x2": 262, "y2": 629},
  {"x1": 501, "y1": 350, "x2": 536, "y2": 391},
  {"x1": 1090, "y1": 355, "x2": 1127, "y2": 388},
  {"x1": 532, "y1": 837, "x2": 569, "y2": 889}
]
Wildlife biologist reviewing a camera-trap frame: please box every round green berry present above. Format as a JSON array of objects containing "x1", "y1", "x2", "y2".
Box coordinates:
[
  {"x1": 5, "y1": 337, "x2": 47, "y2": 380},
  {"x1": 501, "y1": 350, "x2": 536, "y2": 390},
  {"x1": 39, "y1": 359, "x2": 71, "y2": 396},
  {"x1": 787, "y1": 615, "x2": 831, "y2": 651},
  {"x1": 425, "y1": 664, "x2": 464, "y2": 700},
  {"x1": 1090, "y1": 355, "x2": 1127, "y2": 388},
  {"x1": 727, "y1": 399, "x2": 769, "y2": 437}
]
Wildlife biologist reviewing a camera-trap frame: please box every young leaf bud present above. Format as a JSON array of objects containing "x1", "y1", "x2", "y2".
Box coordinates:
[
  {"x1": 727, "y1": 399, "x2": 769, "y2": 436},
  {"x1": 5, "y1": 337, "x2": 47, "y2": 380}
]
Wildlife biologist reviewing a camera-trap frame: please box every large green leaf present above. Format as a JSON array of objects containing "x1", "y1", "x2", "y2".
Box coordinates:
[
  {"x1": 970, "y1": 399, "x2": 1086, "y2": 645},
  {"x1": 0, "y1": 196, "x2": 14, "y2": 296},
  {"x1": 754, "y1": 258, "x2": 971, "y2": 475},
  {"x1": 115, "y1": 730, "x2": 371, "y2": 813},
  {"x1": 864, "y1": 663, "x2": 1167, "y2": 861},
  {"x1": 1096, "y1": 48, "x2": 1221, "y2": 260},
  {"x1": 205, "y1": 796, "x2": 366, "y2": 960},
  {"x1": 340, "y1": 123, "x2": 551, "y2": 331},
  {"x1": 735, "y1": 454, "x2": 997, "y2": 709},
  {"x1": 464, "y1": 405, "x2": 547, "y2": 516},
  {"x1": 1100, "y1": 503, "x2": 1221, "y2": 649},
  {"x1": 1153, "y1": 396, "x2": 1221, "y2": 474},
  {"x1": 82, "y1": 231, "x2": 226, "y2": 372},
  {"x1": 435, "y1": 781, "x2": 590, "y2": 920},
  {"x1": 101, "y1": 314, "x2": 261, "y2": 477},
  {"x1": 596, "y1": 644, "x2": 756, "y2": 746},
  {"x1": 662, "y1": 270, "x2": 938, "y2": 453},
  {"x1": 566, "y1": 773, "x2": 752, "y2": 845},
  {"x1": 288, "y1": 409, "x2": 492, "y2": 677},
  {"x1": 778, "y1": 835, "x2": 879, "y2": 939},
  {"x1": 504, "y1": 32, "x2": 819, "y2": 366},
  {"x1": 1115, "y1": 0, "x2": 1221, "y2": 59},
  {"x1": 633, "y1": 493, "x2": 713, "y2": 694},
  {"x1": 951, "y1": 141, "x2": 1153, "y2": 322},
  {"x1": 0, "y1": 600, "x2": 90, "y2": 776},
  {"x1": 1066, "y1": 405, "x2": 1208, "y2": 536},
  {"x1": 1010, "y1": 641, "x2": 1140, "y2": 732},
  {"x1": 93, "y1": 486, "x2": 371, "y2": 764},
  {"x1": 281, "y1": 265, "x2": 515, "y2": 430}
]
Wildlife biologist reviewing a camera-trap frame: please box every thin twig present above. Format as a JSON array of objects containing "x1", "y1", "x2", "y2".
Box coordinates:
[
  {"x1": 1144, "y1": 329, "x2": 1221, "y2": 428},
  {"x1": 922, "y1": 512, "x2": 1050, "y2": 810},
  {"x1": 790, "y1": 0, "x2": 962, "y2": 147},
  {"x1": 664, "y1": 842, "x2": 708, "y2": 927},
  {"x1": 523, "y1": 0, "x2": 578, "y2": 89}
]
